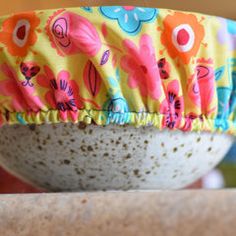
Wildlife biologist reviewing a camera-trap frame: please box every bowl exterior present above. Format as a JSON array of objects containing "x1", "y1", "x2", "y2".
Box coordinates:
[{"x1": 0, "y1": 123, "x2": 233, "y2": 191}]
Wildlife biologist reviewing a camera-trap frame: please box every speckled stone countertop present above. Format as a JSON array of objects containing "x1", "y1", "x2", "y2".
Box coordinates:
[{"x1": 0, "y1": 190, "x2": 236, "y2": 236}]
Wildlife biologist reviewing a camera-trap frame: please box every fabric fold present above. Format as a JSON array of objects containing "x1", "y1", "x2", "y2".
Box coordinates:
[{"x1": 0, "y1": 6, "x2": 235, "y2": 136}]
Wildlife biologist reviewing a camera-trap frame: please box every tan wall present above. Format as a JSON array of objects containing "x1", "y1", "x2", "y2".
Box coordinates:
[{"x1": 0, "y1": 0, "x2": 235, "y2": 19}]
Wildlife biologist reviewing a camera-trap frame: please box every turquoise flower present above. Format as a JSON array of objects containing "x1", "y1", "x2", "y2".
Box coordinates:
[
  {"x1": 217, "y1": 18, "x2": 236, "y2": 50},
  {"x1": 99, "y1": 6, "x2": 158, "y2": 35},
  {"x1": 215, "y1": 59, "x2": 236, "y2": 131},
  {"x1": 105, "y1": 97, "x2": 131, "y2": 125},
  {"x1": 227, "y1": 19, "x2": 236, "y2": 35},
  {"x1": 16, "y1": 113, "x2": 27, "y2": 125},
  {"x1": 103, "y1": 69, "x2": 131, "y2": 125}
]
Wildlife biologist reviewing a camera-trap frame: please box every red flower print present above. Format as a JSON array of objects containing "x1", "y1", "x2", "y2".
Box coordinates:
[
  {"x1": 0, "y1": 63, "x2": 44, "y2": 112},
  {"x1": 36, "y1": 66, "x2": 100, "y2": 121},
  {"x1": 157, "y1": 58, "x2": 171, "y2": 80},
  {"x1": 83, "y1": 60, "x2": 102, "y2": 97},
  {"x1": 120, "y1": 34, "x2": 162, "y2": 100},
  {"x1": 20, "y1": 61, "x2": 40, "y2": 87},
  {"x1": 160, "y1": 80, "x2": 184, "y2": 129}
]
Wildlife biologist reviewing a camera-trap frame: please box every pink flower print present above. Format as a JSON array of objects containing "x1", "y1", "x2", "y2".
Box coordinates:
[
  {"x1": 160, "y1": 80, "x2": 184, "y2": 129},
  {"x1": 181, "y1": 112, "x2": 197, "y2": 131},
  {"x1": 187, "y1": 59, "x2": 215, "y2": 114},
  {"x1": 181, "y1": 112, "x2": 203, "y2": 132},
  {"x1": 46, "y1": 10, "x2": 130, "y2": 119},
  {"x1": 0, "y1": 63, "x2": 44, "y2": 112},
  {"x1": 36, "y1": 65, "x2": 100, "y2": 121},
  {"x1": 46, "y1": 10, "x2": 102, "y2": 57},
  {"x1": 120, "y1": 34, "x2": 162, "y2": 100}
]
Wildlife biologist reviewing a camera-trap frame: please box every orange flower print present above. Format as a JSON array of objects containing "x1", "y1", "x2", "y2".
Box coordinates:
[
  {"x1": 161, "y1": 12, "x2": 205, "y2": 64},
  {"x1": 0, "y1": 12, "x2": 40, "y2": 57}
]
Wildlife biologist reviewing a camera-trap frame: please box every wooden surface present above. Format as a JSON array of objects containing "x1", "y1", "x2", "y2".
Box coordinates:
[
  {"x1": 0, "y1": 190, "x2": 236, "y2": 236},
  {"x1": 0, "y1": 0, "x2": 235, "y2": 19}
]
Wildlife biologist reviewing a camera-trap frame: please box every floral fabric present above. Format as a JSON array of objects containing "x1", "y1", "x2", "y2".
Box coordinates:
[{"x1": 0, "y1": 6, "x2": 235, "y2": 135}]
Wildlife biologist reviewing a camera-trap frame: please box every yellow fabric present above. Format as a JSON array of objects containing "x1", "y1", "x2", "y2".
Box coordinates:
[{"x1": 0, "y1": 6, "x2": 235, "y2": 135}]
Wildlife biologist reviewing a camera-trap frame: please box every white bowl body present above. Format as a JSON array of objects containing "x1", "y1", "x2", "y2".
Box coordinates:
[{"x1": 0, "y1": 123, "x2": 234, "y2": 191}]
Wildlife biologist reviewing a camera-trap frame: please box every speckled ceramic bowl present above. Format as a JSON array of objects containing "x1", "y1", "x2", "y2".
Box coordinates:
[{"x1": 0, "y1": 123, "x2": 233, "y2": 191}]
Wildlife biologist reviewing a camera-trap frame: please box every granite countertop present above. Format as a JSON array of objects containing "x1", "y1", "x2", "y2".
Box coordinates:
[{"x1": 0, "y1": 190, "x2": 236, "y2": 236}]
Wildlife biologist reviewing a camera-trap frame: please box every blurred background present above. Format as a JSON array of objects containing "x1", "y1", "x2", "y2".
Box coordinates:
[{"x1": 0, "y1": 0, "x2": 236, "y2": 19}]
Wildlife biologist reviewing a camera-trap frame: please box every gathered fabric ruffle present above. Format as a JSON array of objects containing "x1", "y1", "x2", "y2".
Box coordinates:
[
  {"x1": 1, "y1": 108, "x2": 236, "y2": 135},
  {"x1": 0, "y1": 6, "x2": 235, "y2": 135}
]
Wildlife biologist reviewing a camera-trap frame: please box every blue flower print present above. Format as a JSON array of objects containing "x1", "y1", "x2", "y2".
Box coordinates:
[
  {"x1": 16, "y1": 113, "x2": 27, "y2": 125},
  {"x1": 215, "y1": 87, "x2": 231, "y2": 131},
  {"x1": 217, "y1": 18, "x2": 236, "y2": 51},
  {"x1": 103, "y1": 69, "x2": 131, "y2": 125},
  {"x1": 106, "y1": 97, "x2": 131, "y2": 125},
  {"x1": 215, "y1": 59, "x2": 236, "y2": 131},
  {"x1": 99, "y1": 6, "x2": 158, "y2": 35},
  {"x1": 227, "y1": 19, "x2": 236, "y2": 35}
]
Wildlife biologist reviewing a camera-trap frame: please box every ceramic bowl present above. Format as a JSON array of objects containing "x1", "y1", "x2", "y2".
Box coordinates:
[{"x1": 0, "y1": 123, "x2": 234, "y2": 191}]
